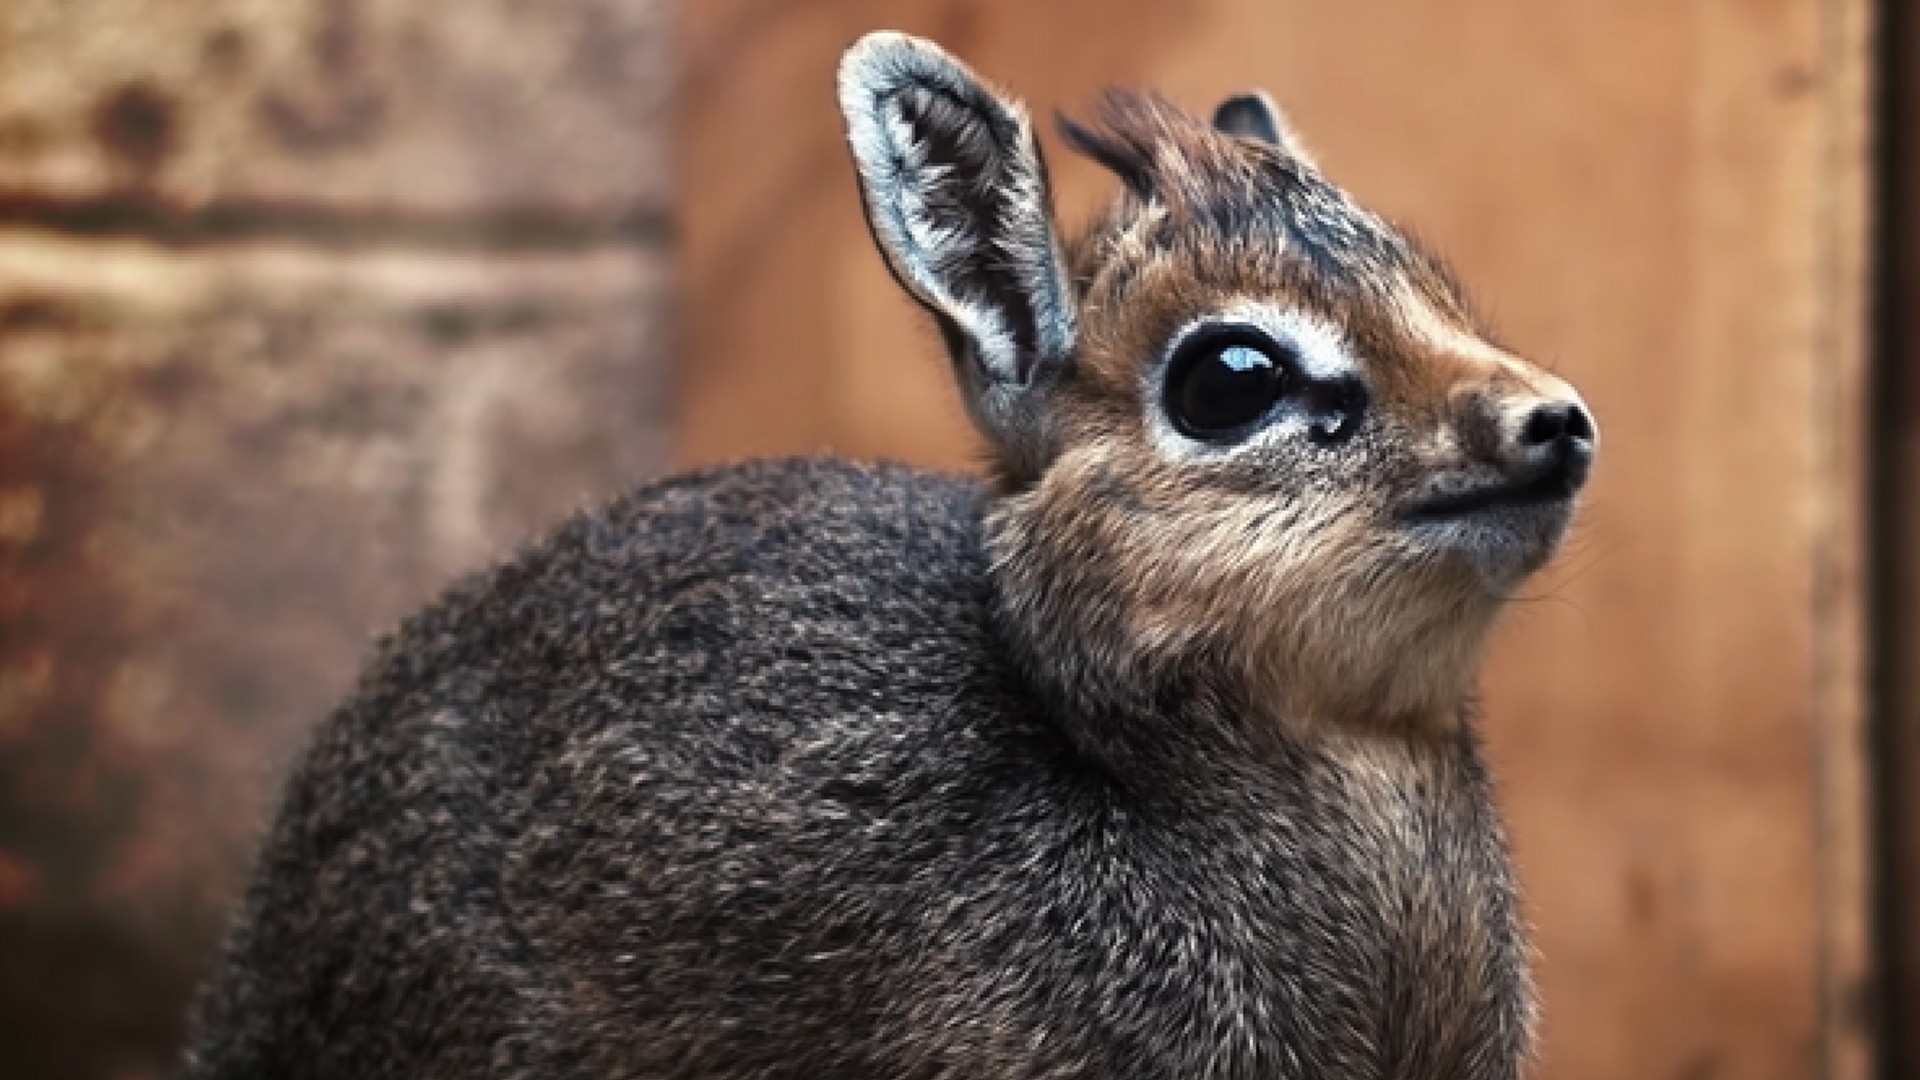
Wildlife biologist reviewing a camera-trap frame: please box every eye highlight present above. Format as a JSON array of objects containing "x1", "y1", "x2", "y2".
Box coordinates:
[{"x1": 1163, "y1": 328, "x2": 1294, "y2": 441}]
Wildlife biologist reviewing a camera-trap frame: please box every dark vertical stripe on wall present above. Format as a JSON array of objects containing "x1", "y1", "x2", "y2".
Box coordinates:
[{"x1": 1871, "y1": 1, "x2": 1916, "y2": 1076}]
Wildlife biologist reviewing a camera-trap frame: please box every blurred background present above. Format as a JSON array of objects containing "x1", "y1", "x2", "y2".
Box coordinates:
[{"x1": 0, "y1": 0, "x2": 1908, "y2": 1078}]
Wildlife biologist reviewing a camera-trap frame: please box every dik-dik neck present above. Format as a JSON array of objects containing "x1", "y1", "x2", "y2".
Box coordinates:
[{"x1": 982, "y1": 488, "x2": 1498, "y2": 791}]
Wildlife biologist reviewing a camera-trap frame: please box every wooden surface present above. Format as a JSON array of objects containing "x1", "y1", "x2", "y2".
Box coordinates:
[
  {"x1": 0, "y1": 3, "x2": 673, "y2": 1079},
  {"x1": 678, "y1": 3, "x2": 1878, "y2": 1077}
]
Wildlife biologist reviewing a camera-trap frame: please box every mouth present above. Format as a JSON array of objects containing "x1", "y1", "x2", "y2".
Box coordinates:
[{"x1": 1399, "y1": 459, "x2": 1587, "y2": 524}]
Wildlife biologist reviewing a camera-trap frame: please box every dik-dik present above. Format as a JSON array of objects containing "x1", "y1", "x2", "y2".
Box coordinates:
[{"x1": 183, "y1": 32, "x2": 1596, "y2": 1080}]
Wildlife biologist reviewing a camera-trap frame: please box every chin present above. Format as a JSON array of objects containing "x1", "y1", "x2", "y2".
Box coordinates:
[{"x1": 1402, "y1": 500, "x2": 1577, "y2": 587}]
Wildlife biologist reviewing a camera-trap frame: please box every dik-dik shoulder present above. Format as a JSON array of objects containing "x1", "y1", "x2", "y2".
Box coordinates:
[{"x1": 332, "y1": 457, "x2": 1001, "y2": 749}]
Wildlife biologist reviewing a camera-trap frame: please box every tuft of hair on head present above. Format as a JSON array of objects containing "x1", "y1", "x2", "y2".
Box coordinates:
[
  {"x1": 836, "y1": 31, "x2": 1078, "y2": 484},
  {"x1": 1056, "y1": 86, "x2": 1316, "y2": 209}
]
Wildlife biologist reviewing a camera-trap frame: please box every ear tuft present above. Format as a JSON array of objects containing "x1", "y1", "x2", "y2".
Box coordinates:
[{"x1": 836, "y1": 33, "x2": 1077, "y2": 475}]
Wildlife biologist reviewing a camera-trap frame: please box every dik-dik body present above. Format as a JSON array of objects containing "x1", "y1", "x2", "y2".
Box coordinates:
[{"x1": 183, "y1": 32, "x2": 1596, "y2": 1080}]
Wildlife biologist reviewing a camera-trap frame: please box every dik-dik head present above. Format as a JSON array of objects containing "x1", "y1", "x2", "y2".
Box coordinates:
[{"x1": 837, "y1": 34, "x2": 1596, "y2": 730}]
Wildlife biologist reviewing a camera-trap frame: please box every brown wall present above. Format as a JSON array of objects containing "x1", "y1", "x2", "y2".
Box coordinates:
[
  {"x1": 679, "y1": 3, "x2": 1877, "y2": 1078},
  {"x1": 0, "y1": 3, "x2": 673, "y2": 1078}
]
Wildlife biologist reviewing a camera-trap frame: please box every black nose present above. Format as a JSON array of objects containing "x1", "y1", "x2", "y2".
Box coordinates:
[
  {"x1": 1520, "y1": 401, "x2": 1595, "y2": 449},
  {"x1": 1516, "y1": 400, "x2": 1595, "y2": 492}
]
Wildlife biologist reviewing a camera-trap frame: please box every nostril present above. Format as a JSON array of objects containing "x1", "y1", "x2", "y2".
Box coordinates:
[{"x1": 1521, "y1": 402, "x2": 1593, "y2": 448}]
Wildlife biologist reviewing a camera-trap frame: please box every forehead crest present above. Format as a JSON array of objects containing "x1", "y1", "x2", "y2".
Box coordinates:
[{"x1": 1059, "y1": 91, "x2": 1421, "y2": 293}]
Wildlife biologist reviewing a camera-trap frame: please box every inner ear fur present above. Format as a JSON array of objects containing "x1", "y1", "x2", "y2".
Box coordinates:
[{"x1": 836, "y1": 32, "x2": 1078, "y2": 455}]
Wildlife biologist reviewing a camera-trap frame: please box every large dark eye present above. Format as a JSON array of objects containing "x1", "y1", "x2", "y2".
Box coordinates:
[{"x1": 1163, "y1": 331, "x2": 1292, "y2": 440}]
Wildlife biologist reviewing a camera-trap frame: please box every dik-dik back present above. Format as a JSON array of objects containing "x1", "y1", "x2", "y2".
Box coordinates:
[{"x1": 183, "y1": 32, "x2": 1596, "y2": 1080}]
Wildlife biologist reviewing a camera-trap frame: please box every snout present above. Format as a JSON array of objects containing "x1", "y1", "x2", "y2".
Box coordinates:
[{"x1": 1401, "y1": 388, "x2": 1597, "y2": 524}]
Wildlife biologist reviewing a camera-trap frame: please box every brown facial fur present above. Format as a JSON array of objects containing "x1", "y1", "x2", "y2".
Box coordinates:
[{"x1": 989, "y1": 92, "x2": 1587, "y2": 731}]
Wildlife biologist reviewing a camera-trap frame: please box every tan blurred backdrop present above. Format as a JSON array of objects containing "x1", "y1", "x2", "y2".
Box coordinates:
[{"x1": 0, "y1": 1, "x2": 1903, "y2": 1079}]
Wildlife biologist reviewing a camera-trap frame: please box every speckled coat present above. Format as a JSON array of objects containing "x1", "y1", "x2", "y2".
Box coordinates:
[{"x1": 183, "y1": 461, "x2": 1529, "y2": 1080}]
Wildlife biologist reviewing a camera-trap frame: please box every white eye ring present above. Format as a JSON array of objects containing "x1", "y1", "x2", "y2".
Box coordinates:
[
  {"x1": 1147, "y1": 304, "x2": 1359, "y2": 456},
  {"x1": 1162, "y1": 326, "x2": 1296, "y2": 441}
]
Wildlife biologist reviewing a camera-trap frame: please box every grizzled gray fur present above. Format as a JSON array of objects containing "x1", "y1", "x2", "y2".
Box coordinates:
[{"x1": 182, "y1": 31, "x2": 1597, "y2": 1080}]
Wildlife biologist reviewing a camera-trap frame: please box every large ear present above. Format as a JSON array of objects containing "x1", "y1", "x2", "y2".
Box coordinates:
[
  {"x1": 1211, "y1": 89, "x2": 1315, "y2": 165},
  {"x1": 836, "y1": 32, "x2": 1076, "y2": 469}
]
